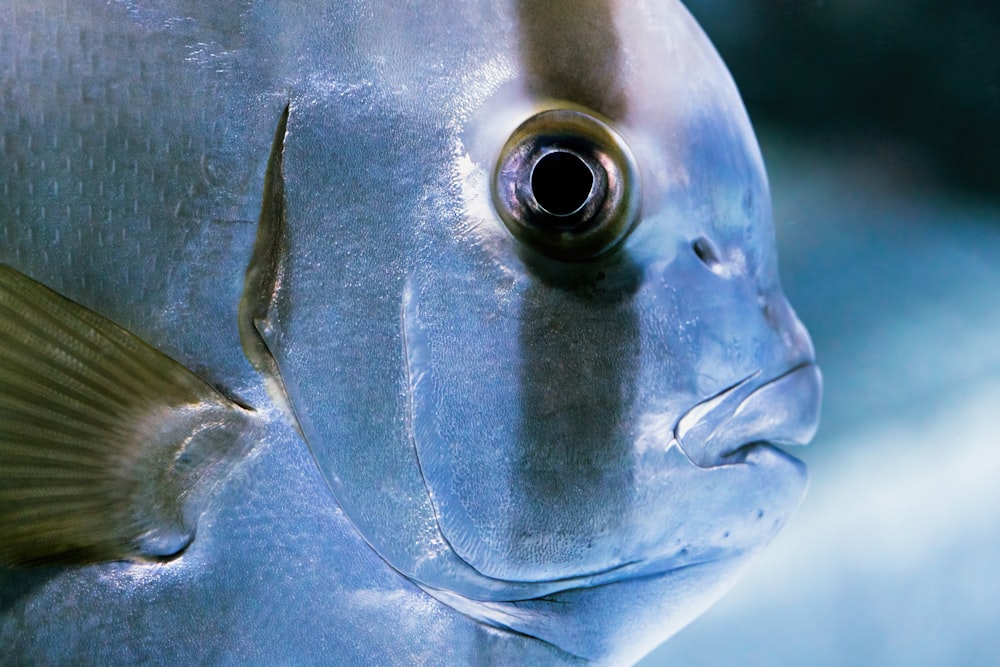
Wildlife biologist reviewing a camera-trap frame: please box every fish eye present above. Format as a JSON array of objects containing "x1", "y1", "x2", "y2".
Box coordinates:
[
  {"x1": 492, "y1": 109, "x2": 640, "y2": 261},
  {"x1": 530, "y1": 150, "x2": 594, "y2": 217}
]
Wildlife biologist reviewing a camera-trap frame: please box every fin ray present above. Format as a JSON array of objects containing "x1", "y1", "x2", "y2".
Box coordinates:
[
  {"x1": 0, "y1": 264, "x2": 257, "y2": 566},
  {"x1": 0, "y1": 294, "x2": 175, "y2": 405},
  {"x1": 0, "y1": 270, "x2": 211, "y2": 401}
]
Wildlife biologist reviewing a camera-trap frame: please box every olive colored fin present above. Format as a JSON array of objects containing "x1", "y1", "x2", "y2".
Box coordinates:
[
  {"x1": 240, "y1": 102, "x2": 299, "y2": 426},
  {"x1": 0, "y1": 265, "x2": 256, "y2": 566}
]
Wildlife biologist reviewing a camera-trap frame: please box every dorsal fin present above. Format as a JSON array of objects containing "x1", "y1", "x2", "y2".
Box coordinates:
[{"x1": 0, "y1": 264, "x2": 256, "y2": 566}]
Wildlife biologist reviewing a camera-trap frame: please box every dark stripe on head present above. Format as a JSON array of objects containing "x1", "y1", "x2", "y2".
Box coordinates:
[
  {"x1": 513, "y1": 255, "x2": 641, "y2": 563},
  {"x1": 515, "y1": 0, "x2": 628, "y2": 119}
]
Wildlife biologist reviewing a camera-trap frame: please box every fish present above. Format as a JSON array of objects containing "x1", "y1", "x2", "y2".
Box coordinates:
[{"x1": 0, "y1": 0, "x2": 821, "y2": 664}]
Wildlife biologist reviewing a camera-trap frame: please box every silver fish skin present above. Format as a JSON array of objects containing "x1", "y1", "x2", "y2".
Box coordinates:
[{"x1": 0, "y1": 1, "x2": 821, "y2": 665}]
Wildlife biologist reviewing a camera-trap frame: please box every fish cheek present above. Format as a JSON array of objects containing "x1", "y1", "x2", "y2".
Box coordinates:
[{"x1": 511, "y1": 278, "x2": 641, "y2": 568}]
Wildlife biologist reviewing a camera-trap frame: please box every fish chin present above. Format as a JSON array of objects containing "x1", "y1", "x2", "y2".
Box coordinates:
[
  {"x1": 421, "y1": 553, "x2": 755, "y2": 663},
  {"x1": 411, "y1": 440, "x2": 807, "y2": 662}
]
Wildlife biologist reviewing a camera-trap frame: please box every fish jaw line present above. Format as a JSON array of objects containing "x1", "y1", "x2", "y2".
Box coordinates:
[
  {"x1": 417, "y1": 552, "x2": 746, "y2": 663},
  {"x1": 674, "y1": 362, "x2": 823, "y2": 468}
]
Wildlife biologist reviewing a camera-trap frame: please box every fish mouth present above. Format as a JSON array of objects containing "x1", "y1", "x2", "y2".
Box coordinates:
[
  {"x1": 425, "y1": 364, "x2": 823, "y2": 595},
  {"x1": 674, "y1": 362, "x2": 823, "y2": 468}
]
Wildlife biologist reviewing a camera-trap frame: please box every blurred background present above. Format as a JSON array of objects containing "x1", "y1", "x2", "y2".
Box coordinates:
[{"x1": 642, "y1": 2, "x2": 1000, "y2": 665}]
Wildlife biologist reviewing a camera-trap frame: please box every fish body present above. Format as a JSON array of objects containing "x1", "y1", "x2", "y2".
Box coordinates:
[{"x1": 0, "y1": 1, "x2": 820, "y2": 664}]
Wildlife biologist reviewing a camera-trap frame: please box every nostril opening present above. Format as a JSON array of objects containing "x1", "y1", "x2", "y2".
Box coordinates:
[{"x1": 692, "y1": 237, "x2": 719, "y2": 267}]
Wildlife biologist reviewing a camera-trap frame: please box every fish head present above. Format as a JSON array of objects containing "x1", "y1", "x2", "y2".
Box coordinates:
[{"x1": 266, "y1": 0, "x2": 821, "y2": 660}]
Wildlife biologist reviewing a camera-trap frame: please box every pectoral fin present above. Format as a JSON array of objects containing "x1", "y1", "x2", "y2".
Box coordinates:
[{"x1": 0, "y1": 265, "x2": 256, "y2": 566}]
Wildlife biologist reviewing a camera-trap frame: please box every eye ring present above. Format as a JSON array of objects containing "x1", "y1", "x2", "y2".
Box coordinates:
[{"x1": 492, "y1": 108, "x2": 640, "y2": 261}]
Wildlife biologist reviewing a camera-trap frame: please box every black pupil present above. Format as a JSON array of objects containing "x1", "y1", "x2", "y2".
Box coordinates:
[{"x1": 530, "y1": 151, "x2": 594, "y2": 217}]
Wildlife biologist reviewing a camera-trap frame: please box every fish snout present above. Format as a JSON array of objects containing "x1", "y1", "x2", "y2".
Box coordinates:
[
  {"x1": 675, "y1": 362, "x2": 822, "y2": 468},
  {"x1": 760, "y1": 290, "x2": 816, "y2": 368}
]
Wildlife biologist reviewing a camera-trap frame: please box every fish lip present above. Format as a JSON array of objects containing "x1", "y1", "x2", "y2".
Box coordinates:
[{"x1": 673, "y1": 361, "x2": 823, "y2": 468}]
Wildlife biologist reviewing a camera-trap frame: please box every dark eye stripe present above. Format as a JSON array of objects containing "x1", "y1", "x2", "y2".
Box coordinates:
[{"x1": 515, "y1": 0, "x2": 628, "y2": 119}]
